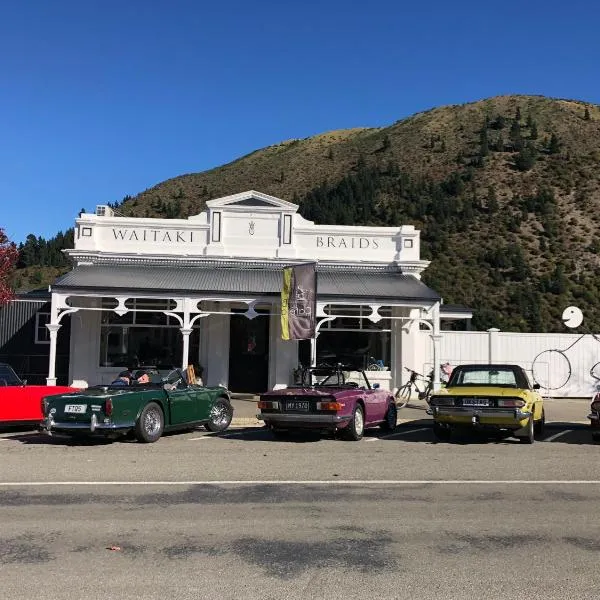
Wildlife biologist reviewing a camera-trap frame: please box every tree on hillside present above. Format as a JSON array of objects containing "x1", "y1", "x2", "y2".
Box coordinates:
[
  {"x1": 479, "y1": 127, "x2": 489, "y2": 157},
  {"x1": 515, "y1": 143, "x2": 538, "y2": 171},
  {"x1": 509, "y1": 119, "x2": 523, "y2": 151},
  {"x1": 530, "y1": 122, "x2": 538, "y2": 139},
  {"x1": 486, "y1": 185, "x2": 499, "y2": 213},
  {"x1": 548, "y1": 133, "x2": 561, "y2": 154},
  {"x1": 0, "y1": 228, "x2": 18, "y2": 304},
  {"x1": 584, "y1": 107, "x2": 591, "y2": 120}
]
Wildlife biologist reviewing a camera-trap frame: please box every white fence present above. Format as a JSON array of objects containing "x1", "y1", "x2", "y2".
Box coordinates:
[{"x1": 417, "y1": 329, "x2": 600, "y2": 398}]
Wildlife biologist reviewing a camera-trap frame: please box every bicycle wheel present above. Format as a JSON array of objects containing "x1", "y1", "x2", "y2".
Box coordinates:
[
  {"x1": 395, "y1": 384, "x2": 412, "y2": 409},
  {"x1": 418, "y1": 382, "x2": 433, "y2": 401}
]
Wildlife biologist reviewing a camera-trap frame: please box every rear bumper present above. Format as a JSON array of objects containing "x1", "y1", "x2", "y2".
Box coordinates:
[
  {"x1": 257, "y1": 412, "x2": 351, "y2": 428},
  {"x1": 427, "y1": 406, "x2": 532, "y2": 428},
  {"x1": 41, "y1": 415, "x2": 134, "y2": 435}
]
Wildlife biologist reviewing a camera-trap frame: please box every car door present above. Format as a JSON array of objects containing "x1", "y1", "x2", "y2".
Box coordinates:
[
  {"x1": 361, "y1": 389, "x2": 388, "y2": 423},
  {"x1": 0, "y1": 386, "x2": 39, "y2": 423},
  {"x1": 166, "y1": 385, "x2": 199, "y2": 425}
]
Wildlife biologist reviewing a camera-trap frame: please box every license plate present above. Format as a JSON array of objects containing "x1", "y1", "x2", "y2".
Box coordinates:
[
  {"x1": 286, "y1": 401, "x2": 310, "y2": 412},
  {"x1": 462, "y1": 398, "x2": 490, "y2": 407},
  {"x1": 64, "y1": 404, "x2": 88, "y2": 414}
]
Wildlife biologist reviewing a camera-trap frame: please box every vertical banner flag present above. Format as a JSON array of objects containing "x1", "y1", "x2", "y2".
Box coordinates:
[{"x1": 281, "y1": 262, "x2": 317, "y2": 340}]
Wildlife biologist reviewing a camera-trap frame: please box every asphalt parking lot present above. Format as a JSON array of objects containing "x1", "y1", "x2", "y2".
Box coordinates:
[{"x1": 1, "y1": 396, "x2": 599, "y2": 600}]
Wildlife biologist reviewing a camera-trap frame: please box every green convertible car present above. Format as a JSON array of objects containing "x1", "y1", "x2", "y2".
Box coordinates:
[{"x1": 40, "y1": 369, "x2": 233, "y2": 443}]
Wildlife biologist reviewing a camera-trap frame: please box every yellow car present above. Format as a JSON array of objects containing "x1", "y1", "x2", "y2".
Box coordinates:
[{"x1": 427, "y1": 364, "x2": 544, "y2": 443}]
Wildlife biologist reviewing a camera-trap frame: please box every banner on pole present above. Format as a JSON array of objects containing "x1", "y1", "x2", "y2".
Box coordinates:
[{"x1": 281, "y1": 262, "x2": 317, "y2": 340}]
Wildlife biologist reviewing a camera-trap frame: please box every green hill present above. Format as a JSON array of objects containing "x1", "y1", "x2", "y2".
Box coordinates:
[{"x1": 14, "y1": 95, "x2": 600, "y2": 332}]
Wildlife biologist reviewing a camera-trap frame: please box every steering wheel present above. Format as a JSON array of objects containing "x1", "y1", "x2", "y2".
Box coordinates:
[{"x1": 346, "y1": 381, "x2": 359, "y2": 388}]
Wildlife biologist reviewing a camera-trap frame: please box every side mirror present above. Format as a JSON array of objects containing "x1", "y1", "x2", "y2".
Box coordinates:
[
  {"x1": 533, "y1": 383, "x2": 541, "y2": 390},
  {"x1": 372, "y1": 383, "x2": 380, "y2": 389},
  {"x1": 22, "y1": 379, "x2": 27, "y2": 386}
]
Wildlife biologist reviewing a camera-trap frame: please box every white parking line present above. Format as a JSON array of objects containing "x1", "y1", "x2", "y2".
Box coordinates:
[
  {"x1": 187, "y1": 436, "x2": 211, "y2": 441},
  {"x1": 544, "y1": 429, "x2": 573, "y2": 442},
  {"x1": 367, "y1": 427, "x2": 429, "y2": 441},
  {"x1": 3, "y1": 480, "x2": 600, "y2": 487}
]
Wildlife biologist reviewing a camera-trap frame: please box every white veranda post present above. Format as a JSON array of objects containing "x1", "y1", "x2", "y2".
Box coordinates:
[
  {"x1": 180, "y1": 328, "x2": 193, "y2": 371},
  {"x1": 46, "y1": 293, "x2": 62, "y2": 386},
  {"x1": 430, "y1": 301, "x2": 442, "y2": 391}
]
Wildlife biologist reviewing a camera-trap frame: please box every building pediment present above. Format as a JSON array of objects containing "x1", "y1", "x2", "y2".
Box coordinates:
[{"x1": 203, "y1": 190, "x2": 298, "y2": 212}]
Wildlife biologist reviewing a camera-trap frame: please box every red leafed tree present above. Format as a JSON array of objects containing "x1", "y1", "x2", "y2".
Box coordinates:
[{"x1": 0, "y1": 228, "x2": 18, "y2": 305}]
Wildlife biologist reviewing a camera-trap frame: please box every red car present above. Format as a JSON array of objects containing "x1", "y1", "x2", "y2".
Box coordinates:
[
  {"x1": 257, "y1": 364, "x2": 397, "y2": 440},
  {"x1": 0, "y1": 363, "x2": 77, "y2": 427}
]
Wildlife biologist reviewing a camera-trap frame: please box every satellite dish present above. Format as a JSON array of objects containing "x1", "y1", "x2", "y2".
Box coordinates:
[{"x1": 562, "y1": 306, "x2": 583, "y2": 329}]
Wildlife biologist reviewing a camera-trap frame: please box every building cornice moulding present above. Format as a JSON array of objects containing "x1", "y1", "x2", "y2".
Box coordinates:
[{"x1": 65, "y1": 250, "x2": 429, "y2": 273}]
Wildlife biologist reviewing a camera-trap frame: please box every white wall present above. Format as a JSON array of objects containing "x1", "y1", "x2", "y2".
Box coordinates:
[
  {"x1": 415, "y1": 329, "x2": 600, "y2": 398},
  {"x1": 201, "y1": 305, "x2": 230, "y2": 388},
  {"x1": 268, "y1": 307, "x2": 298, "y2": 389},
  {"x1": 69, "y1": 302, "x2": 104, "y2": 385}
]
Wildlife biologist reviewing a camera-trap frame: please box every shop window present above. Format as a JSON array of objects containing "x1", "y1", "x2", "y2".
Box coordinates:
[
  {"x1": 99, "y1": 298, "x2": 192, "y2": 369},
  {"x1": 35, "y1": 312, "x2": 51, "y2": 344},
  {"x1": 315, "y1": 305, "x2": 391, "y2": 369}
]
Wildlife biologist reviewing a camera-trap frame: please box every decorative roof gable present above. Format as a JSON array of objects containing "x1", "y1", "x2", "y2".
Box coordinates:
[{"x1": 205, "y1": 190, "x2": 298, "y2": 212}]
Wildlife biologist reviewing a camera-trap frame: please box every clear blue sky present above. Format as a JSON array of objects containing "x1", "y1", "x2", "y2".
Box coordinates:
[{"x1": 1, "y1": 0, "x2": 598, "y2": 244}]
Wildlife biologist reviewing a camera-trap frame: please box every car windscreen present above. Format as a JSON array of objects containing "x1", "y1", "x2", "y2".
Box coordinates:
[
  {"x1": 0, "y1": 365, "x2": 22, "y2": 386},
  {"x1": 448, "y1": 367, "x2": 519, "y2": 387}
]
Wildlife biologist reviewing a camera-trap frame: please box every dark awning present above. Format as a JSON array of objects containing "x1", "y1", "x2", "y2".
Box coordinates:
[{"x1": 52, "y1": 265, "x2": 440, "y2": 303}]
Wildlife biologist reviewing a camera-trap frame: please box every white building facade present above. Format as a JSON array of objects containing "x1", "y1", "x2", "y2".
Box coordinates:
[{"x1": 46, "y1": 190, "x2": 463, "y2": 392}]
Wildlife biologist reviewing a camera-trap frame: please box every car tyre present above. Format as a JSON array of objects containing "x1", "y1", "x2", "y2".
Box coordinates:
[
  {"x1": 534, "y1": 408, "x2": 545, "y2": 437},
  {"x1": 433, "y1": 422, "x2": 451, "y2": 442},
  {"x1": 345, "y1": 404, "x2": 365, "y2": 441},
  {"x1": 592, "y1": 431, "x2": 600, "y2": 442},
  {"x1": 517, "y1": 415, "x2": 535, "y2": 444},
  {"x1": 380, "y1": 402, "x2": 397, "y2": 432},
  {"x1": 204, "y1": 398, "x2": 233, "y2": 432},
  {"x1": 134, "y1": 402, "x2": 164, "y2": 443}
]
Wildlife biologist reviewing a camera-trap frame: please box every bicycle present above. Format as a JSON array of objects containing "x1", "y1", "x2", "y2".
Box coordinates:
[{"x1": 394, "y1": 367, "x2": 434, "y2": 408}]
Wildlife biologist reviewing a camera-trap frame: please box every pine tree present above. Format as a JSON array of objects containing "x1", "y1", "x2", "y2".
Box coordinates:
[
  {"x1": 515, "y1": 106, "x2": 521, "y2": 122},
  {"x1": 479, "y1": 128, "x2": 489, "y2": 157},
  {"x1": 487, "y1": 186, "x2": 499, "y2": 213},
  {"x1": 509, "y1": 119, "x2": 523, "y2": 151},
  {"x1": 515, "y1": 143, "x2": 538, "y2": 171},
  {"x1": 584, "y1": 107, "x2": 591, "y2": 120},
  {"x1": 495, "y1": 133, "x2": 504, "y2": 152},
  {"x1": 548, "y1": 133, "x2": 561, "y2": 154},
  {"x1": 530, "y1": 122, "x2": 538, "y2": 140}
]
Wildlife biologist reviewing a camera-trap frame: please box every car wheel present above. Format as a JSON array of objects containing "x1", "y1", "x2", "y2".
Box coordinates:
[
  {"x1": 380, "y1": 402, "x2": 397, "y2": 432},
  {"x1": 592, "y1": 431, "x2": 600, "y2": 442},
  {"x1": 517, "y1": 416, "x2": 535, "y2": 444},
  {"x1": 134, "y1": 402, "x2": 164, "y2": 443},
  {"x1": 433, "y1": 422, "x2": 451, "y2": 442},
  {"x1": 345, "y1": 404, "x2": 365, "y2": 441},
  {"x1": 534, "y1": 408, "x2": 545, "y2": 437},
  {"x1": 204, "y1": 398, "x2": 233, "y2": 432}
]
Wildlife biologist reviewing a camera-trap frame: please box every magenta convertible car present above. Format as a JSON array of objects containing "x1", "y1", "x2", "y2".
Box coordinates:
[{"x1": 257, "y1": 364, "x2": 397, "y2": 440}]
